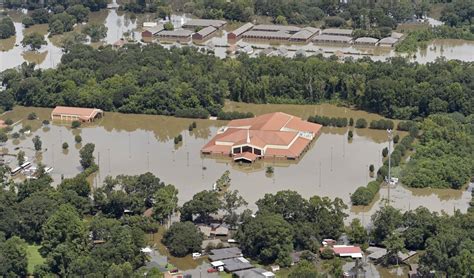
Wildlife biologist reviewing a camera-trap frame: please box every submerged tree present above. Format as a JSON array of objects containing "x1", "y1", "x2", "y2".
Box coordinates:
[{"x1": 79, "y1": 143, "x2": 95, "y2": 169}]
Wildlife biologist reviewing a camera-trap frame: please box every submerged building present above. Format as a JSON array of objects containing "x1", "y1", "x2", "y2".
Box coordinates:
[
  {"x1": 51, "y1": 106, "x2": 104, "y2": 122},
  {"x1": 201, "y1": 112, "x2": 322, "y2": 162}
]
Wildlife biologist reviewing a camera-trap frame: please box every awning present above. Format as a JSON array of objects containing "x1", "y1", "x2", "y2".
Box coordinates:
[{"x1": 233, "y1": 152, "x2": 258, "y2": 162}]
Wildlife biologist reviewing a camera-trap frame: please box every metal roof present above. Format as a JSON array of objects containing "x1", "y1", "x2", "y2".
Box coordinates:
[
  {"x1": 379, "y1": 37, "x2": 398, "y2": 45},
  {"x1": 195, "y1": 26, "x2": 217, "y2": 37},
  {"x1": 222, "y1": 257, "x2": 253, "y2": 272},
  {"x1": 208, "y1": 247, "x2": 243, "y2": 261},
  {"x1": 354, "y1": 37, "x2": 379, "y2": 44},
  {"x1": 313, "y1": 34, "x2": 352, "y2": 42},
  {"x1": 243, "y1": 30, "x2": 292, "y2": 39},
  {"x1": 321, "y1": 28, "x2": 353, "y2": 36},
  {"x1": 252, "y1": 24, "x2": 301, "y2": 33},
  {"x1": 183, "y1": 19, "x2": 226, "y2": 28},
  {"x1": 231, "y1": 23, "x2": 254, "y2": 37},
  {"x1": 157, "y1": 29, "x2": 193, "y2": 37}
]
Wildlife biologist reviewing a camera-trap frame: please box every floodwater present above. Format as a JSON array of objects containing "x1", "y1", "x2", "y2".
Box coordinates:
[
  {"x1": 1, "y1": 7, "x2": 474, "y2": 71},
  {"x1": 1, "y1": 105, "x2": 470, "y2": 220}
]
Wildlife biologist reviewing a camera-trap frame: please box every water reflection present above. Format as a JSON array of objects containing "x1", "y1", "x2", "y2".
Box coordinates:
[{"x1": 1, "y1": 106, "x2": 469, "y2": 219}]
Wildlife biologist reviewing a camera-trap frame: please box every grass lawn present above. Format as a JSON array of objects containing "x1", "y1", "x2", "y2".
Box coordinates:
[{"x1": 26, "y1": 245, "x2": 45, "y2": 275}]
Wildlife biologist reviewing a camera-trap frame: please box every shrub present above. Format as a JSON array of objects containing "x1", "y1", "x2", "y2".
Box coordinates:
[
  {"x1": 351, "y1": 187, "x2": 374, "y2": 206},
  {"x1": 348, "y1": 130, "x2": 353, "y2": 140},
  {"x1": 367, "y1": 181, "x2": 381, "y2": 195},
  {"x1": 75, "y1": 135, "x2": 82, "y2": 143},
  {"x1": 393, "y1": 134, "x2": 400, "y2": 144},
  {"x1": 42, "y1": 119, "x2": 50, "y2": 125},
  {"x1": 217, "y1": 111, "x2": 254, "y2": 120},
  {"x1": 175, "y1": 108, "x2": 209, "y2": 119},
  {"x1": 382, "y1": 147, "x2": 388, "y2": 157},
  {"x1": 397, "y1": 121, "x2": 416, "y2": 131},
  {"x1": 4, "y1": 118, "x2": 13, "y2": 125},
  {"x1": 62, "y1": 142, "x2": 69, "y2": 149},
  {"x1": 355, "y1": 118, "x2": 367, "y2": 128},
  {"x1": 71, "y1": 120, "x2": 81, "y2": 128},
  {"x1": 349, "y1": 118, "x2": 354, "y2": 126},
  {"x1": 27, "y1": 112, "x2": 37, "y2": 120},
  {"x1": 308, "y1": 115, "x2": 347, "y2": 127},
  {"x1": 369, "y1": 164, "x2": 374, "y2": 172},
  {"x1": 320, "y1": 247, "x2": 335, "y2": 259},
  {"x1": 369, "y1": 119, "x2": 394, "y2": 130}
]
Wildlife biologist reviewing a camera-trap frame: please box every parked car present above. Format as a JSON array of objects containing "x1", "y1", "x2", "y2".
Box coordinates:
[{"x1": 207, "y1": 268, "x2": 218, "y2": 273}]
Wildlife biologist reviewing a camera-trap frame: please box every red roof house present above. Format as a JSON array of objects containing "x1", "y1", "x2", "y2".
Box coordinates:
[{"x1": 201, "y1": 112, "x2": 322, "y2": 161}]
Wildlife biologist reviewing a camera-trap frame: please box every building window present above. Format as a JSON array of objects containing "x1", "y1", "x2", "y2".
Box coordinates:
[
  {"x1": 242, "y1": 146, "x2": 252, "y2": 153},
  {"x1": 233, "y1": 147, "x2": 241, "y2": 154},
  {"x1": 254, "y1": 148, "x2": 262, "y2": 155}
]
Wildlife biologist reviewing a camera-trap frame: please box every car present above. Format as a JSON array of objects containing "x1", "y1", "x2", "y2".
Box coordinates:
[
  {"x1": 192, "y1": 252, "x2": 202, "y2": 259},
  {"x1": 207, "y1": 268, "x2": 218, "y2": 273}
]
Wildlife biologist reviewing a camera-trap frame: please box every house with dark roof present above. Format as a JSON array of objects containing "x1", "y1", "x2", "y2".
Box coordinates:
[{"x1": 208, "y1": 247, "x2": 243, "y2": 261}]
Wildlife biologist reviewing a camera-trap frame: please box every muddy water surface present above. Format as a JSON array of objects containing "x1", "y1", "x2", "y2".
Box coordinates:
[{"x1": 2, "y1": 105, "x2": 470, "y2": 219}]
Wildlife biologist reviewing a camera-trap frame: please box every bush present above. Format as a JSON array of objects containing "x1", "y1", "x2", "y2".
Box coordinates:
[
  {"x1": 369, "y1": 164, "x2": 374, "y2": 172},
  {"x1": 75, "y1": 135, "x2": 82, "y2": 143},
  {"x1": 393, "y1": 134, "x2": 400, "y2": 144},
  {"x1": 320, "y1": 247, "x2": 335, "y2": 259},
  {"x1": 71, "y1": 120, "x2": 81, "y2": 128},
  {"x1": 62, "y1": 142, "x2": 69, "y2": 149},
  {"x1": 348, "y1": 130, "x2": 353, "y2": 140},
  {"x1": 308, "y1": 115, "x2": 347, "y2": 127},
  {"x1": 42, "y1": 119, "x2": 50, "y2": 125},
  {"x1": 27, "y1": 112, "x2": 37, "y2": 120},
  {"x1": 351, "y1": 187, "x2": 374, "y2": 206},
  {"x1": 349, "y1": 118, "x2": 354, "y2": 126},
  {"x1": 217, "y1": 111, "x2": 254, "y2": 120},
  {"x1": 4, "y1": 118, "x2": 13, "y2": 125},
  {"x1": 367, "y1": 181, "x2": 381, "y2": 195},
  {"x1": 382, "y1": 147, "x2": 388, "y2": 157},
  {"x1": 369, "y1": 119, "x2": 394, "y2": 130},
  {"x1": 175, "y1": 108, "x2": 210, "y2": 119},
  {"x1": 397, "y1": 121, "x2": 416, "y2": 131},
  {"x1": 355, "y1": 118, "x2": 367, "y2": 128}
]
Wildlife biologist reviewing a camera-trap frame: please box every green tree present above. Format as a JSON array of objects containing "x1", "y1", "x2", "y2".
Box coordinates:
[
  {"x1": 0, "y1": 17, "x2": 16, "y2": 39},
  {"x1": 222, "y1": 190, "x2": 248, "y2": 228},
  {"x1": 382, "y1": 147, "x2": 388, "y2": 157},
  {"x1": 82, "y1": 23, "x2": 108, "y2": 42},
  {"x1": 21, "y1": 32, "x2": 47, "y2": 51},
  {"x1": 71, "y1": 120, "x2": 81, "y2": 128},
  {"x1": 288, "y1": 260, "x2": 318, "y2": 278},
  {"x1": 369, "y1": 164, "x2": 374, "y2": 172},
  {"x1": 0, "y1": 132, "x2": 8, "y2": 144},
  {"x1": 347, "y1": 218, "x2": 368, "y2": 245},
  {"x1": 275, "y1": 15, "x2": 288, "y2": 25},
  {"x1": 66, "y1": 5, "x2": 90, "y2": 23},
  {"x1": 164, "y1": 22, "x2": 174, "y2": 30},
  {"x1": 383, "y1": 232, "x2": 406, "y2": 265},
  {"x1": 162, "y1": 221, "x2": 203, "y2": 257},
  {"x1": 0, "y1": 236, "x2": 28, "y2": 277},
  {"x1": 180, "y1": 190, "x2": 221, "y2": 223},
  {"x1": 75, "y1": 135, "x2": 82, "y2": 143},
  {"x1": 32, "y1": 135, "x2": 42, "y2": 151},
  {"x1": 18, "y1": 192, "x2": 59, "y2": 242},
  {"x1": 62, "y1": 142, "x2": 69, "y2": 149},
  {"x1": 237, "y1": 213, "x2": 293, "y2": 266},
  {"x1": 153, "y1": 184, "x2": 178, "y2": 223},
  {"x1": 79, "y1": 143, "x2": 95, "y2": 169},
  {"x1": 17, "y1": 150, "x2": 25, "y2": 166},
  {"x1": 41, "y1": 204, "x2": 87, "y2": 256},
  {"x1": 371, "y1": 206, "x2": 403, "y2": 244}
]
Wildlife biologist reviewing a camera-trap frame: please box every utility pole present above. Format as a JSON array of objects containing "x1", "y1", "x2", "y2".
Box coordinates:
[{"x1": 387, "y1": 129, "x2": 393, "y2": 205}]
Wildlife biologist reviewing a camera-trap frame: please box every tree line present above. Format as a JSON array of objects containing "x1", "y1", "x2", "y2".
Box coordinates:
[{"x1": 1, "y1": 44, "x2": 472, "y2": 119}]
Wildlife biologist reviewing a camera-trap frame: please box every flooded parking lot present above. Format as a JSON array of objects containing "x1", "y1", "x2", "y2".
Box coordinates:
[{"x1": 2, "y1": 105, "x2": 470, "y2": 219}]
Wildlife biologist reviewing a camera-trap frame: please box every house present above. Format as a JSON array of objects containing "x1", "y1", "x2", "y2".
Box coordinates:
[
  {"x1": 242, "y1": 24, "x2": 300, "y2": 41},
  {"x1": 234, "y1": 268, "x2": 275, "y2": 278},
  {"x1": 366, "y1": 246, "x2": 417, "y2": 263},
  {"x1": 208, "y1": 247, "x2": 243, "y2": 261},
  {"x1": 321, "y1": 245, "x2": 363, "y2": 259},
  {"x1": 51, "y1": 106, "x2": 104, "y2": 122},
  {"x1": 354, "y1": 37, "x2": 379, "y2": 45},
  {"x1": 201, "y1": 112, "x2": 322, "y2": 162},
  {"x1": 192, "y1": 26, "x2": 217, "y2": 41},
  {"x1": 313, "y1": 34, "x2": 352, "y2": 44},
  {"x1": 228, "y1": 23, "x2": 254, "y2": 41},
  {"x1": 183, "y1": 19, "x2": 226, "y2": 30},
  {"x1": 321, "y1": 28, "x2": 353, "y2": 36},
  {"x1": 221, "y1": 257, "x2": 253, "y2": 272},
  {"x1": 379, "y1": 37, "x2": 399, "y2": 47}
]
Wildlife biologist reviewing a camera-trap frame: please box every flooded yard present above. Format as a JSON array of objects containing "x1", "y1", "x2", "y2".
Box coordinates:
[{"x1": 1, "y1": 105, "x2": 470, "y2": 219}]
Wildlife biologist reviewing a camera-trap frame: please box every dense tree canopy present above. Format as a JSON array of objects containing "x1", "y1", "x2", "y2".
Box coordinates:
[
  {"x1": 0, "y1": 17, "x2": 15, "y2": 39},
  {"x1": 162, "y1": 221, "x2": 203, "y2": 257},
  {"x1": 2, "y1": 45, "x2": 472, "y2": 120}
]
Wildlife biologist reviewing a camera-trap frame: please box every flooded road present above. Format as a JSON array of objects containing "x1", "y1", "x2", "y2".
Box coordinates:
[{"x1": 2, "y1": 105, "x2": 470, "y2": 219}]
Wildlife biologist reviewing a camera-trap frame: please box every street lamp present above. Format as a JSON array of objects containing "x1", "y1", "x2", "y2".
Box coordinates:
[{"x1": 387, "y1": 129, "x2": 393, "y2": 205}]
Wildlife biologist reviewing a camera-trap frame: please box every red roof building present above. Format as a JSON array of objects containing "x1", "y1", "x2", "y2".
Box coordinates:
[
  {"x1": 51, "y1": 106, "x2": 104, "y2": 122},
  {"x1": 201, "y1": 112, "x2": 322, "y2": 161}
]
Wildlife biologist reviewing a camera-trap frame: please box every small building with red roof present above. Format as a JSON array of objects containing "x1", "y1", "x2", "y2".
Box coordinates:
[
  {"x1": 51, "y1": 106, "x2": 104, "y2": 122},
  {"x1": 201, "y1": 112, "x2": 322, "y2": 162}
]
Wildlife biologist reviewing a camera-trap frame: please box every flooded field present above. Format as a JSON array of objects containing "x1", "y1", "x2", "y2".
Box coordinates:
[{"x1": 1, "y1": 105, "x2": 470, "y2": 219}]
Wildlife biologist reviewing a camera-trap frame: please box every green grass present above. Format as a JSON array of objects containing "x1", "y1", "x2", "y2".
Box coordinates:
[{"x1": 26, "y1": 245, "x2": 45, "y2": 274}]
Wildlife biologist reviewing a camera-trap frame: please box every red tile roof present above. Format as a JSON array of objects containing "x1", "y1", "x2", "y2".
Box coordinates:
[
  {"x1": 202, "y1": 112, "x2": 322, "y2": 160},
  {"x1": 234, "y1": 152, "x2": 258, "y2": 162}
]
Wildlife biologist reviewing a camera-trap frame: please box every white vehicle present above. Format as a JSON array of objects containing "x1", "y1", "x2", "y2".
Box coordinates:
[
  {"x1": 192, "y1": 252, "x2": 201, "y2": 259},
  {"x1": 45, "y1": 167, "x2": 54, "y2": 174}
]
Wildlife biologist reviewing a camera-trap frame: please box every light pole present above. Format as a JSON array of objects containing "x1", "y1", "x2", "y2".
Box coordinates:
[{"x1": 387, "y1": 129, "x2": 392, "y2": 205}]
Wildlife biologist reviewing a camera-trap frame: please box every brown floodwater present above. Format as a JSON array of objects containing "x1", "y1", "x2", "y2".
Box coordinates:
[{"x1": 1, "y1": 105, "x2": 470, "y2": 220}]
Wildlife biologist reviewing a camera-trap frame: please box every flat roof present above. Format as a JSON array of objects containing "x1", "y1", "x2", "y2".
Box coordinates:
[
  {"x1": 290, "y1": 27, "x2": 320, "y2": 40},
  {"x1": 243, "y1": 30, "x2": 292, "y2": 39},
  {"x1": 230, "y1": 23, "x2": 254, "y2": 37},
  {"x1": 183, "y1": 19, "x2": 226, "y2": 28},
  {"x1": 322, "y1": 28, "x2": 353, "y2": 36},
  {"x1": 313, "y1": 34, "x2": 352, "y2": 42},
  {"x1": 252, "y1": 24, "x2": 301, "y2": 33},
  {"x1": 379, "y1": 37, "x2": 398, "y2": 44},
  {"x1": 222, "y1": 257, "x2": 253, "y2": 272},
  {"x1": 234, "y1": 268, "x2": 275, "y2": 278},
  {"x1": 143, "y1": 24, "x2": 164, "y2": 35},
  {"x1": 354, "y1": 37, "x2": 379, "y2": 44},
  {"x1": 157, "y1": 29, "x2": 193, "y2": 37},
  {"x1": 209, "y1": 247, "x2": 243, "y2": 261}
]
